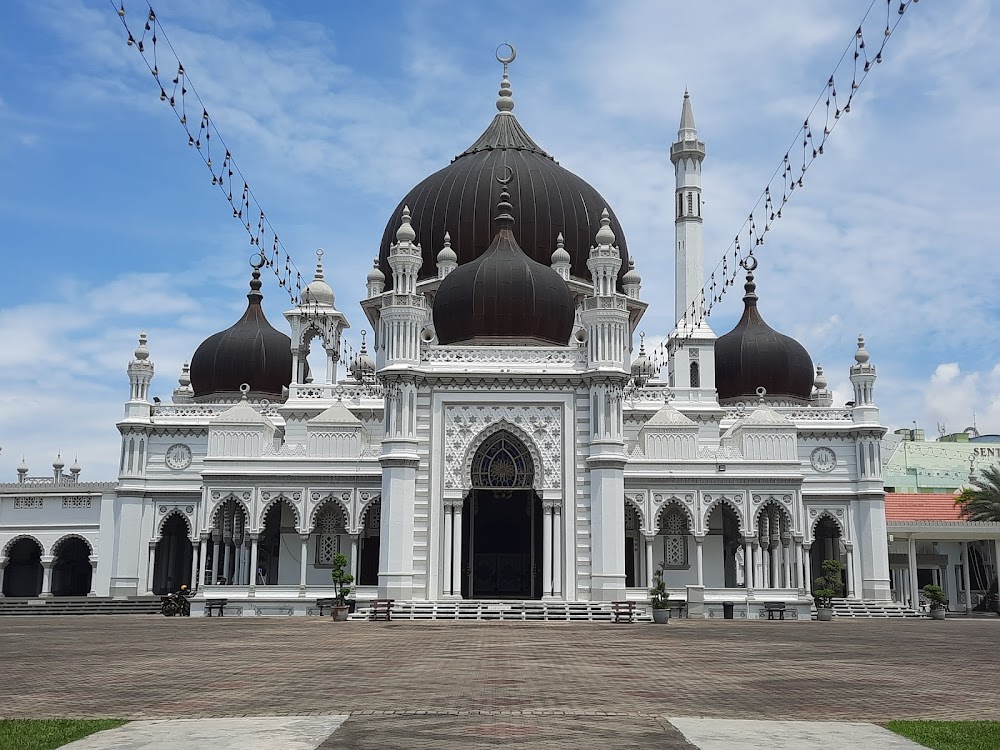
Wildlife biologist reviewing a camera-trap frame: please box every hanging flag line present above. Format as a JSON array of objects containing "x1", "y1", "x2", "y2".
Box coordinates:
[
  {"x1": 110, "y1": 1, "x2": 307, "y2": 305},
  {"x1": 649, "y1": 0, "x2": 919, "y2": 376}
]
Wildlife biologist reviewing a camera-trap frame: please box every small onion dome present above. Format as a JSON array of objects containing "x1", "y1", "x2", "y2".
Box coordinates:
[
  {"x1": 631, "y1": 334, "x2": 652, "y2": 383},
  {"x1": 349, "y1": 333, "x2": 376, "y2": 381},
  {"x1": 17, "y1": 457, "x2": 28, "y2": 474},
  {"x1": 190, "y1": 264, "x2": 292, "y2": 401},
  {"x1": 854, "y1": 335, "x2": 870, "y2": 364},
  {"x1": 622, "y1": 259, "x2": 641, "y2": 286},
  {"x1": 53, "y1": 453, "x2": 65, "y2": 470},
  {"x1": 302, "y1": 249, "x2": 335, "y2": 307},
  {"x1": 432, "y1": 184, "x2": 575, "y2": 346},
  {"x1": 551, "y1": 233, "x2": 571, "y2": 266},
  {"x1": 366, "y1": 257, "x2": 385, "y2": 284},
  {"x1": 437, "y1": 232, "x2": 458, "y2": 265},
  {"x1": 814, "y1": 365, "x2": 827, "y2": 391},
  {"x1": 714, "y1": 270, "x2": 814, "y2": 402},
  {"x1": 70, "y1": 457, "x2": 81, "y2": 475}
]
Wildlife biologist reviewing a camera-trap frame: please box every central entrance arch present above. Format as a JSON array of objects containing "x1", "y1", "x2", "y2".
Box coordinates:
[{"x1": 461, "y1": 431, "x2": 542, "y2": 599}]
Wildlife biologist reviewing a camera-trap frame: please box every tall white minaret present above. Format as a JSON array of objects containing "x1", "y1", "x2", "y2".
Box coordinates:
[{"x1": 670, "y1": 90, "x2": 706, "y2": 326}]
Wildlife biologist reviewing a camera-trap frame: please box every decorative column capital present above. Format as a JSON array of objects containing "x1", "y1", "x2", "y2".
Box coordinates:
[
  {"x1": 541, "y1": 499, "x2": 561, "y2": 513},
  {"x1": 693, "y1": 534, "x2": 705, "y2": 545},
  {"x1": 299, "y1": 533, "x2": 311, "y2": 543},
  {"x1": 249, "y1": 532, "x2": 260, "y2": 542},
  {"x1": 41, "y1": 556, "x2": 55, "y2": 568},
  {"x1": 642, "y1": 532, "x2": 658, "y2": 544},
  {"x1": 148, "y1": 541, "x2": 158, "y2": 550},
  {"x1": 200, "y1": 532, "x2": 212, "y2": 542},
  {"x1": 443, "y1": 498, "x2": 465, "y2": 510}
]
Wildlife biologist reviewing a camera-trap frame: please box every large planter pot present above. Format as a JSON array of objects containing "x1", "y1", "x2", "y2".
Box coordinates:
[
  {"x1": 929, "y1": 608, "x2": 946, "y2": 620},
  {"x1": 331, "y1": 606, "x2": 349, "y2": 621},
  {"x1": 651, "y1": 608, "x2": 670, "y2": 624},
  {"x1": 816, "y1": 608, "x2": 834, "y2": 621}
]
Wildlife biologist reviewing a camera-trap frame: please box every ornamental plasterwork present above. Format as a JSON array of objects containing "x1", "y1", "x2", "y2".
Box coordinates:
[
  {"x1": 809, "y1": 446, "x2": 837, "y2": 472},
  {"x1": 806, "y1": 506, "x2": 848, "y2": 540},
  {"x1": 699, "y1": 445, "x2": 744, "y2": 460},
  {"x1": 263, "y1": 442, "x2": 308, "y2": 457},
  {"x1": 13, "y1": 498, "x2": 44, "y2": 509},
  {"x1": 423, "y1": 347, "x2": 586, "y2": 365},
  {"x1": 445, "y1": 405, "x2": 561, "y2": 491}
]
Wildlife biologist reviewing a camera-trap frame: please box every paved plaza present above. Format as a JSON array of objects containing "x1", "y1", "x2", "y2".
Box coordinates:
[{"x1": 1, "y1": 616, "x2": 997, "y2": 747}]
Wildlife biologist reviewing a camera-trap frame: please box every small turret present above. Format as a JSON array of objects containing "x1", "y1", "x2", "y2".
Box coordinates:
[
  {"x1": 52, "y1": 453, "x2": 64, "y2": 482},
  {"x1": 622, "y1": 258, "x2": 642, "y2": 299},
  {"x1": 551, "y1": 232, "x2": 571, "y2": 280},
  {"x1": 125, "y1": 332, "x2": 155, "y2": 420},
  {"x1": 17, "y1": 457, "x2": 28, "y2": 483},
  {"x1": 436, "y1": 232, "x2": 458, "y2": 279},
  {"x1": 366, "y1": 257, "x2": 386, "y2": 298}
]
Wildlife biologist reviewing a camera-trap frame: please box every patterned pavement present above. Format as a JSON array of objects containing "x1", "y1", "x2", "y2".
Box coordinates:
[{"x1": 1, "y1": 616, "x2": 997, "y2": 747}]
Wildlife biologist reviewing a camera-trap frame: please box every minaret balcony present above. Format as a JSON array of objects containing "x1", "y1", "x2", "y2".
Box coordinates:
[{"x1": 670, "y1": 140, "x2": 706, "y2": 158}]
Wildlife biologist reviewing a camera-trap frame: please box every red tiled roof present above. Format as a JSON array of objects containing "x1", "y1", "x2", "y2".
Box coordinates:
[{"x1": 885, "y1": 493, "x2": 964, "y2": 522}]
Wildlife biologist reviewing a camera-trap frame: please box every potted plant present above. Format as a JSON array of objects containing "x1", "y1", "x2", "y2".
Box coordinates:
[
  {"x1": 922, "y1": 584, "x2": 947, "y2": 620},
  {"x1": 330, "y1": 552, "x2": 354, "y2": 622},
  {"x1": 812, "y1": 559, "x2": 844, "y2": 622},
  {"x1": 649, "y1": 562, "x2": 670, "y2": 624}
]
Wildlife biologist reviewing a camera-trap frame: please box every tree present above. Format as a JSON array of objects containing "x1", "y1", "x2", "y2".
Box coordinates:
[
  {"x1": 812, "y1": 559, "x2": 844, "y2": 609},
  {"x1": 955, "y1": 463, "x2": 1000, "y2": 523}
]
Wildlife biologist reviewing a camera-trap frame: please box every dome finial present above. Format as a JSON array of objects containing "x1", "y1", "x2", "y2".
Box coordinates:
[
  {"x1": 496, "y1": 43, "x2": 517, "y2": 113},
  {"x1": 595, "y1": 207, "x2": 615, "y2": 247},
  {"x1": 314, "y1": 248, "x2": 325, "y2": 281},
  {"x1": 396, "y1": 206, "x2": 416, "y2": 244},
  {"x1": 134, "y1": 331, "x2": 149, "y2": 361},
  {"x1": 741, "y1": 255, "x2": 758, "y2": 303},
  {"x1": 248, "y1": 253, "x2": 264, "y2": 302},
  {"x1": 495, "y1": 166, "x2": 515, "y2": 229},
  {"x1": 855, "y1": 334, "x2": 870, "y2": 364}
]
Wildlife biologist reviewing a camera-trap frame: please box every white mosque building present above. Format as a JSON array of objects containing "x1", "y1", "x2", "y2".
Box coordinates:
[{"x1": 0, "y1": 55, "x2": 897, "y2": 618}]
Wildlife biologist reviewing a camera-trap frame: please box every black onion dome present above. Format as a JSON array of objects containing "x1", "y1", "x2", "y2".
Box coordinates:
[
  {"x1": 433, "y1": 185, "x2": 575, "y2": 346},
  {"x1": 714, "y1": 271, "x2": 814, "y2": 402},
  {"x1": 378, "y1": 86, "x2": 628, "y2": 289},
  {"x1": 190, "y1": 266, "x2": 292, "y2": 401}
]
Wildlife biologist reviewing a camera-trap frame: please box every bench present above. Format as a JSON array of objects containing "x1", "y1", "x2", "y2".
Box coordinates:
[
  {"x1": 764, "y1": 602, "x2": 786, "y2": 620},
  {"x1": 611, "y1": 601, "x2": 636, "y2": 623},
  {"x1": 369, "y1": 599, "x2": 394, "y2": 621},
  {"x1": 205, "y1": 599, "x2": 228, "y2": 617},
  {"x1": 314, "y1": 598, "x2": 336, "y2": 616}
]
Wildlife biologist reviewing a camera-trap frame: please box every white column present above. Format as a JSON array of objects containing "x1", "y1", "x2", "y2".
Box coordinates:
[
  {"x1": 0, "y1": 558, "x2": 7, "y2": 598},
  {"x1": 211, "y1": 537, "x2": 221, "y2": 585},
  {"x1": 542, "y1": 504, "x2": 554, "y2": 598},
  {"x1": 644, "y1": 535, "x2": 655, "y2": 588},
  {"x1": 40, "y1": 558, "x2": 54, "y2": 597},
  {"x1": 770, "y1": 540, "x2": 780, "y2": 588},
  {"x1": 248, "y1": 534, "x2": 259, "y2": 591},
  {"x1": 452, "y1": 502, "x2": 463, "y2": 599},
  {"x1": 443, "y1": 504, "x2": 453, "y2": 597},
  {"x1": 744, "y1": 540, "x2": 753, "y2": 588},
  {"x1": 198, "y1": 537, "x2": 209, "y2": 589},
  {"x1": 803, "y1": 544, "x2": 813, "y2": 594},
  {"x1": 350, "y1": 534, "x2": 359, "y2": 587},
  {"x1": 192, "y1": 541, "x2": 202, "y2": 590},
  {"x1": 299, "y1": 534, "x2": 309, "y2": 594},
  {"x1": 795, "y1": 541, "x2": 805, "y2": 590},
  {"x1": 846, "y1": 544, "x2": 856, "y2": 598},
  {"x1": 695, "y1": 537, "x2": 704, "y2": 586},
  {"x1": 907, "y1": 536, "x2": 919, "y2": 610},
  {"x1": 147, "y1": 543, "x2": 156, "y2": 594},
  {"x1": 88, "y1": 557, "x2": 98, "y2": 596},
  {"x1": 222, "y1": 541, "x2": 232, "y2": 585},
  {"x1": 782, "y1": 541, "x2": 792, "y2": 589},
  {"x1": 552, "y1": 505, "x2": 563, "y2": 598},
  {"x1": 961, "y1": 540, "x2": 973, "y2": 614}
]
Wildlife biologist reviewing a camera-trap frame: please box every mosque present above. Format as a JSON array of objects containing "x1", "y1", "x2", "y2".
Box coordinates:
[{"x1": 0, "y1": 51, "x2": 898, "y2": 618}]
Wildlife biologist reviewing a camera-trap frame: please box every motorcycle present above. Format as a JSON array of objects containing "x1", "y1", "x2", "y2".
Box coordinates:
[{"x1": 160, "y1": 589, "x2": 192, "y2": 617}]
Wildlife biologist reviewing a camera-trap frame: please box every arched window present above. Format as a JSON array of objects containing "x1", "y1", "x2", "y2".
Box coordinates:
[
  {"x1": 662, "y1": 512, "x2": 689, "y2": 568},
  {"x1": 471, "y1": 431, "x2": 534, "y2": 489},
  {"x1": 315, "y1": 506, "x2": 345, "y2": 566},
  {"x1": 690, "y1": 361, "x2": 700, "y2": 388}
]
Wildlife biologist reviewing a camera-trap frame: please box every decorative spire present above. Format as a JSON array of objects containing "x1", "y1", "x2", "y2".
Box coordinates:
[
  {"x1": 595, "y1": 208, "x2": 616, "y2": 247},
  {"x1": 133, "y1": 332, "x2": 149, "y2": 361},
  {"x1": 679, "y1": 88, "x2": 697, "y2": 139},
  {"x1": 814, "y1": 364, "x2": 827, "y2": 391},
  {"x1": 741, "y1": 256, "x2": 759, "y2": 304},
  {"x1": 854, "y1": 334, "x2": 870, "y2": 364},
  {"x1": 494, "y1": 168, "x2": 515, "y2": 230},
  {"x1": 17, "y1": 457, "x2": 28, "y2": 480},
  {"x1": 70, "y1": 457, "x2": 81, "y2": 476},
  {"x1": 437, "y1": 231, "x2": 458, "y2": 278},
  {"x1": 248, "y1": 254, "x2": 264, "y2": 303},
  {"x1": 496, "y1": 43, "x2": 516, "y2": 113},
  {"x1": 395, "y1": 206, "x2": 416, "y2": 243},
  {"x1": 179, "y1": 361, "x2": 191, "y2": 388},
  {"x1": 313, "y1": 248, "x2": 325, "y2": 281}
]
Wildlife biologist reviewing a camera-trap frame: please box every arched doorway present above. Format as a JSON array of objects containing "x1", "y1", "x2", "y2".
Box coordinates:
[
  {"x1": 51, "y1": 537, "x2": 93, "y2": 596},
  {"x1": 153, "y1": 514, "x2": 193, "y2": 594},
  {"x1": 3, "y1": 538, "x2": 43, "y2": 597},
  {"x1": 461, "y1": 431, "x2": 542, "y2": 599},
  {"x1": 755, "y1": 504, "x2": 794, "y2": 588},
  {"x1": 810, "y1": 516, "x2": 845, "y2": 593},
  {"x1": 359, "y1": 500, "x2": 380, "y2": 586},
  {"x1": 706, "y1": 504, "x2": 742, "y2": 587},
  {"x1": 624, "y1": 503, "x2": 641, "y2": 587}
]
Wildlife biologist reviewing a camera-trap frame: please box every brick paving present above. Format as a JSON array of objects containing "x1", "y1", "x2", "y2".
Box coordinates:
[{"x1": 1, "y1": 616, "x2": 997, "y2": 746}]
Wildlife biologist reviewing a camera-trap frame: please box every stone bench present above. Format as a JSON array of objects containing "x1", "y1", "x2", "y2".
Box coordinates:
[
  {"x1": 205, "y1": 599, "x2": 228, "y2": 617},
  {"x1": 611, "y1": 601, "x2": 636, "y2": 623},
  {"x1": 369, "y1": 599, "x2": 394, "y2": 621},
  {"x1": 764, "y1": 602, "x2": 786, "y2": 620}
]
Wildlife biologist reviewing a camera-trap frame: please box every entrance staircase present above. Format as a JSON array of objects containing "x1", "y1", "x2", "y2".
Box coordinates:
[
  {"x1": 811, "y1": 598, "x2": 923, "y2": 619},
  {"x1": 349, "y1": 599, "x2": 653, "y2": 622},
  {"x1": 0, "y1": 596, "x2": 161, "y2": 616}
]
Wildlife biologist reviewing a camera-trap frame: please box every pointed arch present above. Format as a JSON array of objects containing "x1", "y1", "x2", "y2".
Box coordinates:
[
  {"x1": 209, "y1": 493, "x2": 251, "y2": 532},
  {"x1": 624, "y1": 495, "x2": 647, "y2": 531},
  {"x1": 2, "y1": 534, "x2": 43, "y2": 557},
  {"x1": 653, "y1": 497, "x2": 695, "y2": 535},
  {"x1": 51, "y1": 533, "x2": 94, "y2": 558},
  {"x1": 462, "y1": 420, "x2": 544, "y2": 492},
  {"x1": 752, "y1": 498, "x2": 794, "y2": 532},
  {"x1": 309, "y1": 495, "x2": 349, "y2": 534},
  {"x1": 259, "y1": 494, "x2": 302, "y2": 532},
  {"x1": 702, "y1": 495, "x2": 744, "y2": 533},
  {"x1": 809, "y1": 511, "x2": 845, "y2": 543},
  {"x1": 157, "y1": 510, "x2": 193, "y2": 541}
]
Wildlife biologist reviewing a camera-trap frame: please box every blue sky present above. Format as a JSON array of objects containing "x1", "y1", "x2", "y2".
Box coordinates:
[{"x1": 1, "y1": 0, "x2": 998, "y2": 480}]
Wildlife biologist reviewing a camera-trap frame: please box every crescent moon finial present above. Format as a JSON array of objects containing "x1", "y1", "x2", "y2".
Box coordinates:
[
  {"x1": 496, "y1": 42, "x2": 516, "y2": 66},
  {"x1": 249, "y1": 253, "x2": 265, "y2": 270},
  {"x1": 496, "y1": 165, "x2": 514, "y2": 185},
  {"x1": 740, "y1": 255, "x2": 758, "y2": 272}
]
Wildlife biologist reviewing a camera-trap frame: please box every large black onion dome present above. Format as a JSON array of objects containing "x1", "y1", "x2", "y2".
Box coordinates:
[
  {"x1": 377, "y1": 73, "x2": 628, "y2": 289},
  {"x1": 433, "y1": 184, "x2": 575, "y2": 346},
  {"x1": 190, "y1": 265, "x2": 292, "y2": 401},
  {"x1": 714, "y1": 271, "x2": 814, "y2": 402}
]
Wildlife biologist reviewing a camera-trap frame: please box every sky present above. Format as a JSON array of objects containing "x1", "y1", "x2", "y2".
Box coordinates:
[{"x1": 1, "y1": 0, "x2": 998, "y2": 481}]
